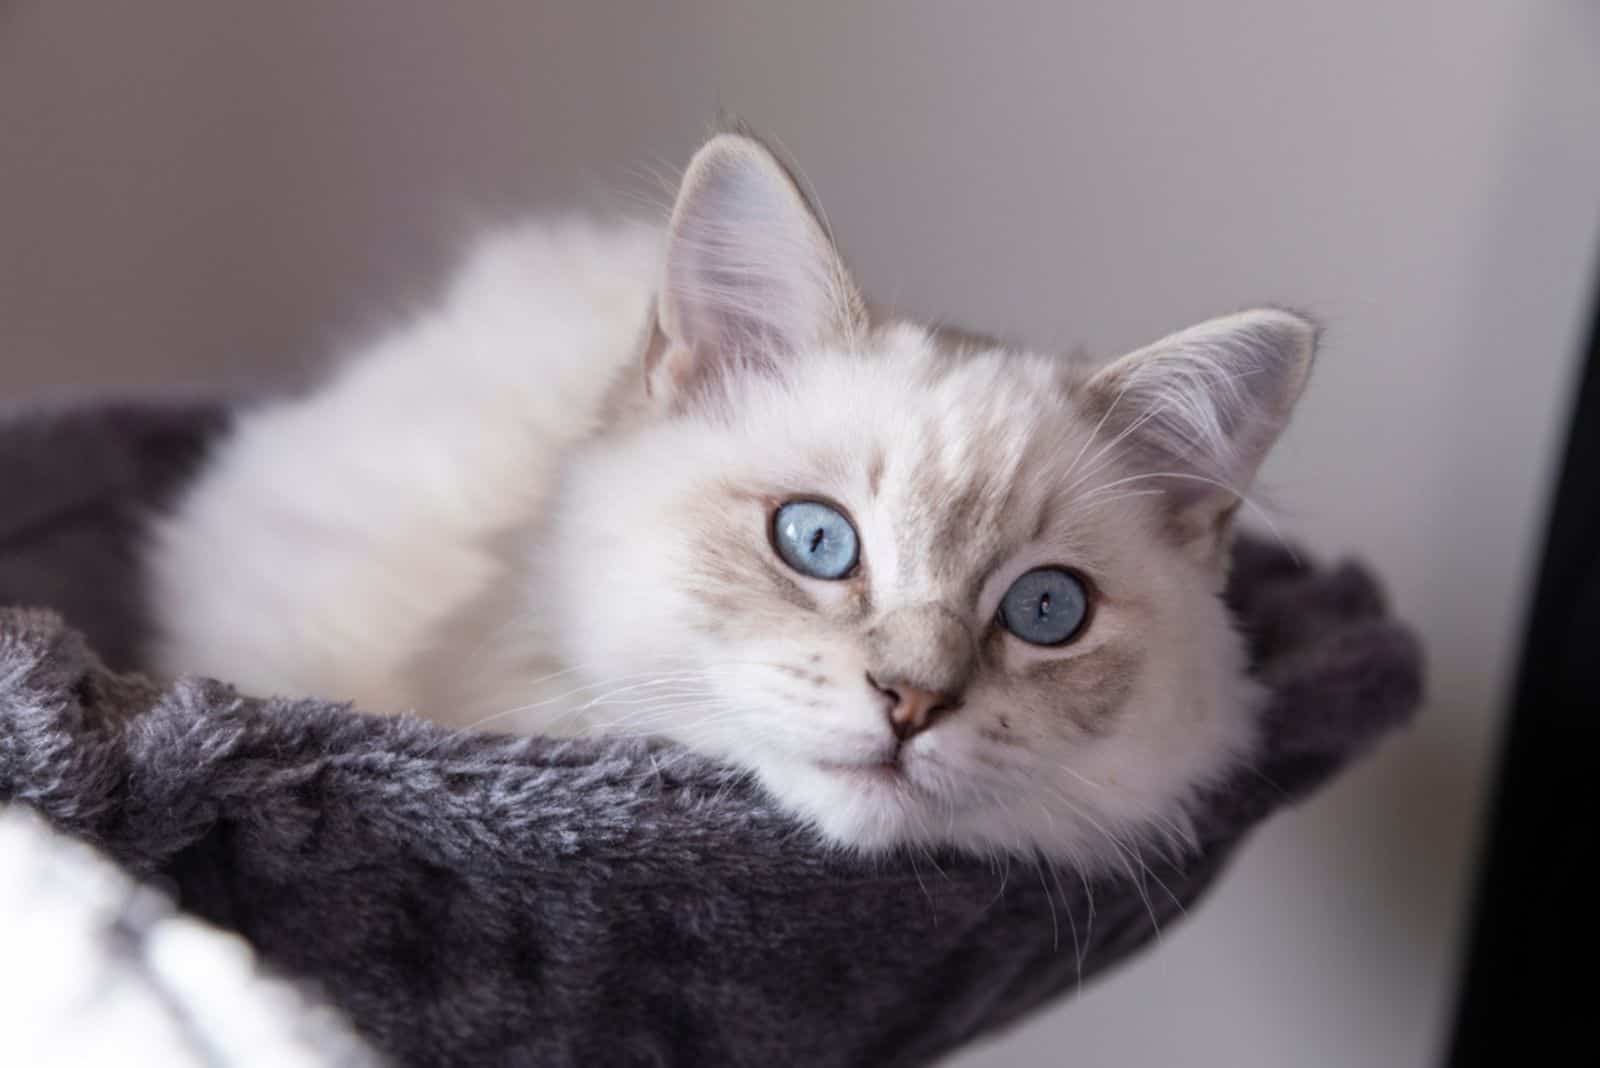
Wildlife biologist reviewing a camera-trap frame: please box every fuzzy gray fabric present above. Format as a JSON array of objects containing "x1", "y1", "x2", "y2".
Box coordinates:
[{"x1": 0, "y1": 400, "x2": 1423, "y2": 1067}]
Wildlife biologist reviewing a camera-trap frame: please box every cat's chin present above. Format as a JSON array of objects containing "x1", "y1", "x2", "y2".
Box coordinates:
[
  {"x1": 758, "y1": 759, "x2": 931, "y2": 854},
  {"x1": 749, "y1": 752, "x2": 1018, "y2": 857}
]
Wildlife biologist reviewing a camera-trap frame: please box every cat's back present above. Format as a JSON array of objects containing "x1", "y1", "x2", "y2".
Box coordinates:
[{"x1": 147, "y1": 217, "x2": 661, "y2": 710}]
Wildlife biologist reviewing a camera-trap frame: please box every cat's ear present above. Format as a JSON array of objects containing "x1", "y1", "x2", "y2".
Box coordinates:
[
  {"x1": 1081, "y1": 308, "x2": 1318, "y2": 560},
  {"x1": 646, "y1": 133, "x2": 866, "y2": 406}
]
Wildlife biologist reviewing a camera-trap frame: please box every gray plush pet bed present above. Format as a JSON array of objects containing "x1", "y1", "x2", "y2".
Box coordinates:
[{"x1": 0, "y1": 399, "x2": 1423, "y2": 1067}]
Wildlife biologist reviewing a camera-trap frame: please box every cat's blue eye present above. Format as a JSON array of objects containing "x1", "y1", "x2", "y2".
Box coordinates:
[
  {"x1": 998, "y1": 567, "x2": 1089, "y2": 646},
  {"x1": 772, "y1": 499, "x2": 859, "y2": 580}
]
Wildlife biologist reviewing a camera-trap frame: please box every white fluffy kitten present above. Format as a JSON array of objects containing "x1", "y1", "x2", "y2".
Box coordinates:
[{"x1": 149, "y1": 133, "x2": 1316, "y2": 865}]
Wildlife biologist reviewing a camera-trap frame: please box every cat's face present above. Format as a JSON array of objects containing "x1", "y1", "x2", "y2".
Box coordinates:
[{"x1": 537, "y1": 133, "x2": 1315, "y2": 861}]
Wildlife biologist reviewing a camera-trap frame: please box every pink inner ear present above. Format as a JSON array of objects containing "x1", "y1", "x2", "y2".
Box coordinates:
[
  {"x1": 668, "y1": 214, "x2": 801, "y2": 355},
  {"x1": 655, "y1": 137, "x2": 863, "y2": 400}
]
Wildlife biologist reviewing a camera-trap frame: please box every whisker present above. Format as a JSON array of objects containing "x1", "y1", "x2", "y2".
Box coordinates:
[
  {"x1": 1047, "y1": 861, "x2": 1086, "y2": 991},
  {"x1": 1033, "y1": 858, "x2": 1060, "y2": 953}
]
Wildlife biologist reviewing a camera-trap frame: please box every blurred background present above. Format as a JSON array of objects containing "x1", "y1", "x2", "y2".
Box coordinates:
[{"x1": 3, "y1": 3, "x2": 1598, "y2": 1064}]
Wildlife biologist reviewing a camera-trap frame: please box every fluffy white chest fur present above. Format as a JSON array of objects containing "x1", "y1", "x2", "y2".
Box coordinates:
[{"x1": 149, "y1": 133, "x2": 1316, "y2": 863}]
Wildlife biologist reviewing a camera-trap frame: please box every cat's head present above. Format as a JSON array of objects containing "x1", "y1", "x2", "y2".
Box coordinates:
[{"x1": 541, "y1": 133, "x2": 1316, "y2": 861}]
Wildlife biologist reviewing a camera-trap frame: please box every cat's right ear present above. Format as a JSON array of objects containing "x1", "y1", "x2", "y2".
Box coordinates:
[{"x1": 645, "y1": 133, "x2": 866, "y2": 409}]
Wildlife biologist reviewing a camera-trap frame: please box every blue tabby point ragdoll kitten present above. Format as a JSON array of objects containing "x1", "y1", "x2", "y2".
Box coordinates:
[{"x1": 150, "y1": 131, "x2": 1317, "y2": 865}]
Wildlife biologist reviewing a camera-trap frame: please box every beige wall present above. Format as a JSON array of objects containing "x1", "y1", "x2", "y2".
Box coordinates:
[{"x1": 4, "y1": 3, "x2": 1598, "y2": 1064}]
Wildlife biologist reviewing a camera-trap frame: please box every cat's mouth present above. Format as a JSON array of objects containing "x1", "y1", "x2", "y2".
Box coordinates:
[
  {"x1": 812, "y1": 756, "x2": 924, "y2": 794},
  {"x1": 816, "y1": 759, "x2": 902, "y2": 780}
]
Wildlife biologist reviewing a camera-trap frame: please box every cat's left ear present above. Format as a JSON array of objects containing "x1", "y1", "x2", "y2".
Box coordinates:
[
  {"x1": 646, "y1": 133, "x2": 866, "y2": 407},
  {"x1": 1081, "y1": 308, "x2": 1319, "y2": 562}
]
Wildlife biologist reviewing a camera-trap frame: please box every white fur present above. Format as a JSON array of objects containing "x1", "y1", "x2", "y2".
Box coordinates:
[
  {"x1": 150, "y1": 140, "x2": 1311, "y2": 867},
  {"x1": 149, "y1": 218, "x2": 660, "y2": 711}
]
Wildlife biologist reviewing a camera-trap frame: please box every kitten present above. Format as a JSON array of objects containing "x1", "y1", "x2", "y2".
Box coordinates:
[{"x1": 148, "y1": 132, "x2": 1317, "y2": 865}]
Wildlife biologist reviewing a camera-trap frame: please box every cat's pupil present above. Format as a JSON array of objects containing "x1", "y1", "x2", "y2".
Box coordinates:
[
  {"x1": 1038, "y1": 593, "x2": 1052, "y2": 619},
  {"x1": 809, "y1": 528, "x2": 825, "y2": 554}
]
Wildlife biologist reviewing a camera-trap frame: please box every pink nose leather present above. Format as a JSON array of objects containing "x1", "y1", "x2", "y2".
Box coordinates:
[{"x1": 868, "y1": 674, "x2": 959, "y2": 741}]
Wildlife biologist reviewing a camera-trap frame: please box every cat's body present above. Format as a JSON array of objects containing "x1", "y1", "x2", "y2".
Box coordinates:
[
  {"x1": 151, "y1": 217, "x2": 663, "y2": 720},
  {"x1": 149, "y1": 133, "x2": 1317, "y2": 864}
]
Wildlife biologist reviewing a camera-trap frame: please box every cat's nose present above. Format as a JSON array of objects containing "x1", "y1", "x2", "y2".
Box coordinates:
[{"x1": 867, "y1": 672, "x2": 961, "y2": 741}]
